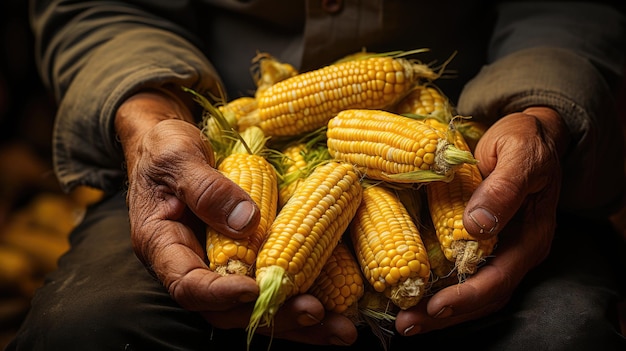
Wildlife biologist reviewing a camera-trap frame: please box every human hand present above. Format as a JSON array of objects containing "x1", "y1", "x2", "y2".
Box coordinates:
[
  {"x1": 395, "y1": 106, "x2": 570, "y2": 335},
  {"x1": 114, "y1": 90, "x2": 357, "y2": 345}
]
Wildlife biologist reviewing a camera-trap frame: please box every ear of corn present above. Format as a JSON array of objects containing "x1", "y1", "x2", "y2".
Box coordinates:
[
  {"x1": 247, "y1": 161, "x2": 363, "y2": 345},
  {"x1": 275, "y1": 132, "x2": 331, "y2": 208},
  {"x1": 393, "y1": 83, "x2": 486, "y2": 152},
  {"x1": 251, "y1": 53, "x2": 299, "y2": 97},
  {"x1": 350, "y1": 184, "x2": 430, "y2": 310},
  {"x1": 240, "y1": 55, "x2": 438, "y2": 137},
  {"x1": 392, "y1": 184, "x2": 458, "y2": 293},
  {"x1": 393, "y1": 84, "x2": 454, "y2": 121},
  {"x1": 419, "y1": 217, "x2": 458, "y2": 292},
  {"x1": 205, "y1": 126, "x2": 278, "y2": 276},
  {"x1": 395, "y1": 92, "x2": 497, "y2": 277},
  {"x1": 422, "y1": 122, "x2": 497, "y2": 277},
  {"x1": 218, "y1": 96, "x2": 258, "y2": 131},
  {"x1": 326, "y1": 109, "x2": 476, "y2": 183},
  {"x1": 307, "y1": 241, "x2": 365, "y2": 320},
  {"x1": 426, "y1": 161, "x2": 497, "y2": 277}
]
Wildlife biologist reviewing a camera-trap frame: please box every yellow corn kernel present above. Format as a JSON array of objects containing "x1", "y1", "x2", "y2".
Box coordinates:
[
  {"x1": 206, "y1": 127, "x2": 278, "y2": 276},
  {"x1": 307, "y1": 242, "x2": 365, "y2": 318},
  {"x1": 240, "y1": 56, "x2": 437, "y2": 137},
  {"x1": 248, "y1": 161, "x2": 363, "y2": 344},
  {"x1": 326, "y1": 109, "x2": 476, "y2": 183},
  {"x1": 350, "y1": 184, "x2": 430, "y2": 310}
]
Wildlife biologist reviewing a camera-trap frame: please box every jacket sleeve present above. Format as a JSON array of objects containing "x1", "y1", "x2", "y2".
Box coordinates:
[
  {"x1": 457, "y1": 2, "x2": 626, "y2": 216},
  {"x1": 30, "y1": 0, "x2": 222, "y2": 194}
]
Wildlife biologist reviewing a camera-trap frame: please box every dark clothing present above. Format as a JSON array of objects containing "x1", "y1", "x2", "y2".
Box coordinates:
[
  {"x1": 8, "y1": 1, "x2": 626, "y2": 350},
  {"x1": 29, "y1": 0, "x2": 626, "y2": 216},
  {"x1": 6, "y1": 191, "x2": 625, "y2": 350}
]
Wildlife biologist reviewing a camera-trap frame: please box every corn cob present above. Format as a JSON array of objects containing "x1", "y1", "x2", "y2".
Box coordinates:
[
  {"x1": 350, "y1": 184, "x2": 430, "y2": 310},
  {"x1": 205, "y1": 126, "x2": 278, "y2": 276},
  {"x1": 393, "y1": 83, "x2": 486, "y2": 152},
  {"x1": 420, "y1": 218, "x2": 458, "y2": 293},
  {"x1": 239, "y1": 55, "x2": 438, "y2": 137},
  {"x1": 393, "y1": 84, "x2": 453, "y2": 119},
  {"x1": 218, "y1": 96, "x2": 258, "y2": 131},
  {"x1": 307, "y1": 241, "x2": 365, "y2": 318},
  {"x1": 395, "y1": 94, "x2": 497, "y2": 277},
  {"x1": 247, "y1": 161, "x2": 363, "y2": 344},
  {"x1": 326, "y1": 109, "x2": 476, "y2": 183},
  {"x1": 251, "y1": 53, "x2": 299, "y2": 97},
  {"x1": 423, "y1": 124, "x2": 497, "y2": 277},
  {"x1": 275, "y1": 134, "x2": 331, "y2": 208},
  {"x1": 426, "y1": 161, "x2": 497, "y2": 277},
  {"x1": 277, "y1": 142, "x2": 308, "y2": 207}
]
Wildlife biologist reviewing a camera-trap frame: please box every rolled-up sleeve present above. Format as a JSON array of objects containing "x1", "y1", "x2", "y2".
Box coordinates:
[
  {"x1": 30, "y1": 1, "x2": 221, "y2": 194},
  {"x1": 458, "y1": 2, "x2": 626, "y2": 216}
]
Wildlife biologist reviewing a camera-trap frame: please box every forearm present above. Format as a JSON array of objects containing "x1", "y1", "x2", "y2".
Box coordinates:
[
  {"x1": 458, "y1": 2, "x2": 626, "y2": 216},
  {"x1": 30, "y1": 0, "x2": 221, "y2": 193}
]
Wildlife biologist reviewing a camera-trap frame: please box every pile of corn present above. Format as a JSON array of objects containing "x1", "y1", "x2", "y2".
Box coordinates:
[{"x1": 188, "y1": 51, "x2": 496, "y2": 349}]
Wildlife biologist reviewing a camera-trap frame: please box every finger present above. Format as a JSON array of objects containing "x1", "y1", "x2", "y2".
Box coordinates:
[
  {"x1": 271, "y1": 311, "x2": 359, "y2": 346},
  {"x1": 201, "y1": 295, "x2": 324, "y2": 332},
  {"x1": 203, "y1": 295, "x2": 357, "y2": 346},
  {"x1": 395, "y1": 258, "x2": 514, "y2": 335},
  {"x1": 398, "y1": 193, "x2": 557, "y2": 335},
  {"x1": 271, "y1": 294, "x2": 326, "y2": 329},
  {"x1": 463, "y1": 114, "x2": 544, "y2": 239},
  {"x1": 145, "y1": 218, "x2": 260, "y2": 312}
]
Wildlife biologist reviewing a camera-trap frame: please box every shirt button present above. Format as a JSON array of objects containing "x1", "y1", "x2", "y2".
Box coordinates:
[{"x1": 321, "y1": 0, "x2": 343, "y2": 14}]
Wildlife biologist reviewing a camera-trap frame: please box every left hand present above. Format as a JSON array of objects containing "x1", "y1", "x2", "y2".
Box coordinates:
[{"x1": 395, "y1": 106, "x2": 570, "y2": 335}]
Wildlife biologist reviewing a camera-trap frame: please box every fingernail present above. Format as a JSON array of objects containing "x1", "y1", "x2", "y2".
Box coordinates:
[
  {"x1": 403, "y1": 324, "x2": 420, "y2": 336},
  {"x1": 329, "y1": 336, "x2": 351, "y2": 346},
  {"x1": 434, "y1": 306, "x2": 453, "y2": 318},
  {"x1": 227, "y1": 201, "x2": 255, "y2": 231},
  {"x1": 297, "y1": 312, "x2": 321, "y2": 326},
  {"x1": 468, "y1": 207, "x2": 498, "y2": 234}
]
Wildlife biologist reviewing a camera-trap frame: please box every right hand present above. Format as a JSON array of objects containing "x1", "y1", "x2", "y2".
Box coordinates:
[{"x1": 114, "y1": 89, "x2": 357, "y2": 346}]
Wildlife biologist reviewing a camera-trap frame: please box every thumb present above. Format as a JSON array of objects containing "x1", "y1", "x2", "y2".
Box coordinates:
[
  {"x1": 182, "y1": 161, "x2": 261, "y2": 239},
  {"x1": 462, "y1": 116, "x2": 534, "y2": 239},
  {"x1": 161, "y1": 121, "x2": 261, "y2": 239},
  {"x1": 462, "y1": 165, "x2": 526, "y2": 239}
]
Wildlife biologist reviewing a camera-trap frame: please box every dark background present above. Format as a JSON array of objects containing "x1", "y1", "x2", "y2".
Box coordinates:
[{"x1": 0, "y1": 1, "x2": 624, "y2": 348}]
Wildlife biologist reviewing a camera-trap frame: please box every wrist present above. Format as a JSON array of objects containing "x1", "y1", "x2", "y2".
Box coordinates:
[{"x1": 115, "y1": 89, "x2": 194, "y2": 152}]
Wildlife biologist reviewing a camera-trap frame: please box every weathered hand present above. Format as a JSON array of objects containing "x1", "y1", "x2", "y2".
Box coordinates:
[
  {"x1": 395, "y1": 106, "x2": 570, "y2": 335},
  {"x1": 114, "y1": 90, "x2": 357, "y2": 346}
]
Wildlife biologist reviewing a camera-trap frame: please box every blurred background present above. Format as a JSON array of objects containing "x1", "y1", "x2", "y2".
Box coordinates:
[
  {"x1": 0, "y1": 1, "x2": 104, "y2": 347},
  {"x1": 0, "y1": 1, "x2": 624, "y2": 349}
]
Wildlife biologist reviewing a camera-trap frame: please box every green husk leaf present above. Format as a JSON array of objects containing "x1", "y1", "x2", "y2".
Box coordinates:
[{"x1": 246, "y1": 265, "x2": 290, "y2": 350}]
